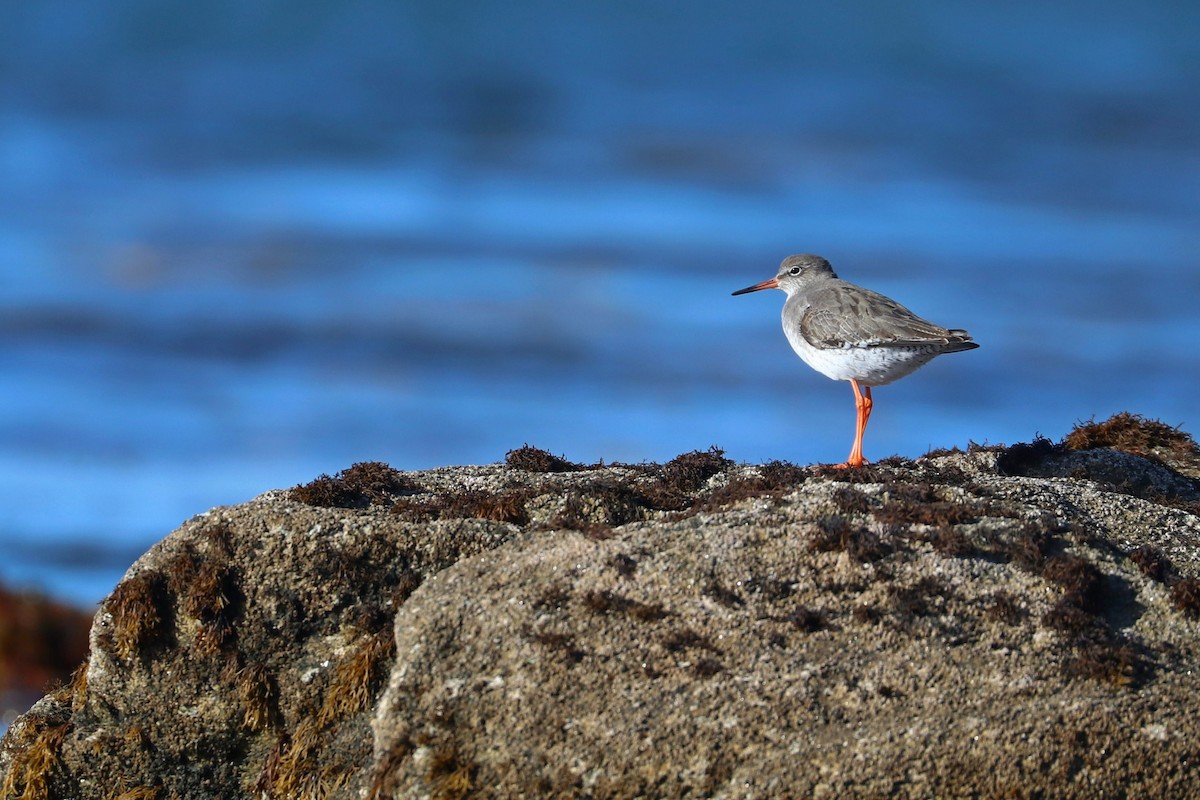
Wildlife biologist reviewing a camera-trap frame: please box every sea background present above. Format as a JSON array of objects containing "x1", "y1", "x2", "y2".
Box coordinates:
[{"x1": 1, "y1": 1, "x2": 1197, "y2": 611}]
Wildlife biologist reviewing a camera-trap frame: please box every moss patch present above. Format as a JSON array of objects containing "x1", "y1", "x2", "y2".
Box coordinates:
[
  {"x1": 1064, "y1": 412, "x2": 1197, "y2": 461},
  {"x1": 289, "y1": 462, "x2": 420, "y2": 508}
]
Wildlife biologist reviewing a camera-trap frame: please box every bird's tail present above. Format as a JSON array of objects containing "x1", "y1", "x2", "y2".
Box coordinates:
[{"x1": 942, "y1": 330, "x2": 979, "y2": 353}]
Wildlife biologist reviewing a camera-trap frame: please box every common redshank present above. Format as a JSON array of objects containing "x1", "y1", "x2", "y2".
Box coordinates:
[{"x1": 733, "y1": 254, "x2": 978, "y2": 468}]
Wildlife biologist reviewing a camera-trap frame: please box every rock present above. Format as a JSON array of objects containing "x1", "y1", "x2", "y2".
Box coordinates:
[{"x1": 3, "y1": 418, "x2": 1200, "y2": 799}]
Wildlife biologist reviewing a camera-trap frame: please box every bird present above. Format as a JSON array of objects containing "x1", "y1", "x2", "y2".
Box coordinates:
[{"x1": 732, "y1": 254, "x2": 978, "y2": 468}]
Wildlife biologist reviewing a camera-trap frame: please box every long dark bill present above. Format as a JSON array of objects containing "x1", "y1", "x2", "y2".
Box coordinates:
[{"x1": 731, "y1": 277, "x2": 780, "y2": 296}]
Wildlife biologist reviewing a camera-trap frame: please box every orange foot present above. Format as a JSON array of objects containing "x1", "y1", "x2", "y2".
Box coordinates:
[{"x1": 832, "y1": 459, "x2": 869, "y2": 469}]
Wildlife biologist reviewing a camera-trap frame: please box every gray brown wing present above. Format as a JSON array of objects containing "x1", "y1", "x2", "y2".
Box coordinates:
[{"x1": 799, "y1": 282, "x2": 975, "y2": 350}]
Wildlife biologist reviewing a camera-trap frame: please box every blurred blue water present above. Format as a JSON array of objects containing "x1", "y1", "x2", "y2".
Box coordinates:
[{"x1": 1, "y1": 1, "x2": 1198, "y2": 607}]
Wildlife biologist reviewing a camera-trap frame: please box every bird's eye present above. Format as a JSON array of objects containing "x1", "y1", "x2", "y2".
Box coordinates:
[{"x1": 789, "y1": 266, "x2": 801, "y2": 275}]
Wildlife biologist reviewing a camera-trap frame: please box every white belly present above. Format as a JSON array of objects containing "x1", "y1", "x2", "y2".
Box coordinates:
[{"x1": 782, "y1": 324, "x2": 940, "y2": 386}]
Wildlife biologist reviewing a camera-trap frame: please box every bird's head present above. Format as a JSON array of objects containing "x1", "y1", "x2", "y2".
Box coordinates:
[{"x1": 731, "y1": 254, "x2": 835, "y2": 296}]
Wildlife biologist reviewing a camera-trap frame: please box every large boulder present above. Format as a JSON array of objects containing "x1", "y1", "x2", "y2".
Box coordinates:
[{"x1": 4, "y1": 416, "x2": 1200, "y2": 799}]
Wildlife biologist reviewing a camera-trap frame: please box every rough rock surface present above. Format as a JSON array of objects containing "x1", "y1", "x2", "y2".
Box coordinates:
[{"x1": 3, "y1": 414, "x2": 1200, "y2": 799}]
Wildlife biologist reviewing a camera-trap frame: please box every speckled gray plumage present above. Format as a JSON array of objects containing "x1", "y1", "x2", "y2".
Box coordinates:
[{"x1": 777, "y1": 254, "x2": 976, "y2": 352}]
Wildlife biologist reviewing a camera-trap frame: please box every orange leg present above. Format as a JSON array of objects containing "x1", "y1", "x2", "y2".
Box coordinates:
[{"x1": 835, "y1": 380, "x2": 872, "y2": 468}]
